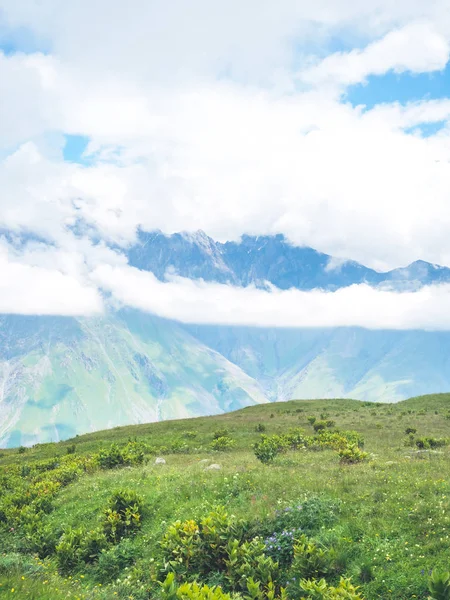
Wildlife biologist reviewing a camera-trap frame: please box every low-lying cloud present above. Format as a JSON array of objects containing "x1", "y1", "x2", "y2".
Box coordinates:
[{"x1": 92, "y1": 264, "x2": 450, "y2": 330}]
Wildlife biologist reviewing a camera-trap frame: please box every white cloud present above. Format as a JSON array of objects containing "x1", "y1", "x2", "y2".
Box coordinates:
[
  {"x1": 300, "y1": 23, "x2": 450, "y2": 87},
  {"x1": 1, "y1": 0, "x2": 450, "y2": 325},
  {"x1": 92, "y1": 264, "x2": 450, "y2": 330},
  {"x1": 0, "y1": 251, "x2": 103, "y2": 315}
]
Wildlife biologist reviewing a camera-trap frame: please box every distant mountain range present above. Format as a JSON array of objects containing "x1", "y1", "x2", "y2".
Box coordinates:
[
  {"x1": 128, "y1": 230, "x2": 450, "y2": 290},
  {"x1": 2, "y1": 230, "x2": 450, "y2": 447}
]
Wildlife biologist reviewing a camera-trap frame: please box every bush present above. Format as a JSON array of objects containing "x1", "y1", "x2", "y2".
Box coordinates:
[
  {"x1": 159, "y1": 573, "x2": 234, "y2": 600},
  {"x1": 56, "y1": 527, "x2": 108, "y2": 574},
  {"x1": 160, "y1": 507, "x2": 241, "y2": 578},
  {"x1": 95, "y1": 538, "x2": 138, "y2": 583},
  {"x1": 313, "y1": 421, "x2": 327, "y2": 433},
  {"x1": 213, "y1": 429, "x2": 230, "y2": 440},
  {"x1": 225, "y1": 537, "x2": 279, "y2": 592},
  {"x1": 103, "y1": 489, "x2": 144, "y2": 542},
  {"x1": 428, "y1": 571, "x2": 450, "y2": 600},
  {"x1": 405, "y1": 427, "x2": 417, "y2": 435},
  {"x1": 18, "y1": 446, "x2": 27, "y2": 454},
  {"x1": 255, "y1": 423, "x2": 267, "y2": 433},
  {"x1": 415, "y1": 437, "x2": 448, "y2": 450},
  {"x1": 269, "y1": 497, "x2": 341, "y2": 535},
  {"x1": 96, "y1": 441, "x2": 145, "y2": 469},
  {"x1": 291, "y1": 535, "x2": 335, "y2": 580},
  {"x1": 210, "y1": 436, "x2": 236, "y2": 452},
  {"x1": 297, "y1": 577, "x2": 364, "y2": 599},
  {"x1": 264, "y1": 529, "x2": 302, "y2": 568},
  {"x1": 337, "y1": 444, "x2": 368, "y2": 465},
  {"x1": 66, "y1": 444, "x2": 76, "y2": 455},
  {"x1": 307, "y1": 417, "x2": 316, "y2": 425},
  {"x1": 253, "y1": 435, "x2": 288, "y2": 464}
]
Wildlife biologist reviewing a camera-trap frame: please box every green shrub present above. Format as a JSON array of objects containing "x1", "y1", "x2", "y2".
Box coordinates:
[
  {"x1": 313, "y1": 421, "x2": 327, "y2": 433},
  {"x1": 270, "y1": 497, "x2": 341, "y2": 535},
  {"x1": 55, "y1": 527, "x2": 108, "y2": 574},
  {"x1": 291, "y1": 535, "x2": 335, "y2": 580},
  {"x1": 183, "y1": 431, "x2": 198, "y2": 439},
  {"x1": 18, "y1": 446, "x2": 27, "y2": 454},
  {"x1": 255, "y1": 423, "x2": 267, "y2": 433},
  {"x1": 307, "y1": 417, "x2": 316, "y2": 425},
  {"x1": 415, "y1": 437, "x2": 448, "y2": 450},
  {"x1": 264, "y1": 529, "x2": 302, "y2": 568},
  {"x1": 405, "y1": 427, "x2": 417, "y2": 435},
  {"x1": 66, "y1": 444, "x2": 76, "y2": 455},
  {"x1": 96, "y1": 441, "x2": 145, "y2": 469},
  {"x1": 210, "y1": 436, "x2": 236, "y2": 452},
  {"x1": 253, "y1": 435, "x2": 288, "y2": 464},
  {"x1": 225, "y1": 537, "x2": 279, "y2": 592},
  {"x1": 298, "y1": 577, "x2": 364, "y2": 599},
  {"x1": 159, "y1": 573, "x2": 234, "y2": 600},
  {"x1": 337, "y1": 444, "x2": 368, "y2": 464},
  {"x1": 428, "y1": 571, "x2": 450, "y2": 600},
  {"x1": 325, "y1": 420, "x2": 336, "y2": 428},
  {"x1": 213, "y1": 429, "x2": 230, "y2": 440},
  {"x1": 103, "y1": 489, "x2": 143, "y2": 542},
  {"x1": 95, "y1": 538, "x2": 138, "y2": 583}
]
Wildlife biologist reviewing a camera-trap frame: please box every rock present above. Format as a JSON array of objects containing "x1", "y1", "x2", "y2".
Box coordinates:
[
  {"x1": 206, "y1": 463, "x2": 221, "y2": 470},
  {"x1": 198, "y1": 459, "x2": 209, "y2": 464},
  {"x1": 155, "y1": 457, "x2": 166, "y2": 465}
]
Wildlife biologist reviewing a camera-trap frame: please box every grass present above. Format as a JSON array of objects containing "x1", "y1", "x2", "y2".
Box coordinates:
[{"x1": 1, "y1": 393, "x2": 450, "y2": 599}]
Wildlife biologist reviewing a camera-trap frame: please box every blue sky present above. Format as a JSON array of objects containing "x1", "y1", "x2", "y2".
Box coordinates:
[{"x1": 346, "y1": 62, "x2": 450, "y2": 109}]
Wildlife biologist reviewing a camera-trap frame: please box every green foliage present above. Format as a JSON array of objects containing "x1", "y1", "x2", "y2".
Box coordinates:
[
  {"x1": 225, "y1": 537, "x2": 279, "y2": 591},
  {"x1": 298, "y1": 577, "x2": 364, "y2": 599},
  {"x1": 313, "y1": 421, "x2": 327, "y2": 433},
  {"x1": 55, "y1": 527, "x2": 108, "y2": 574},
  {"x1": 96, "y1": 441, "x2": 145, "y2": 469},
  {"x1": 94, "y1": 538, "x2": 138, "y2": 583},
  {"x1": 210, "y1": 436, "x2": 236, "y2": 452},
  {"x1": 255, "y1": 423, "x2": 267, "y2": 433},
  {"x1": 291, "y1": 535, "x2": 335, "y2": 580},
  {"x1": 428, "y1": 571, "x2": 450, "y2": 600},
  {"x1": 307, "y1": 417, "x2": 316, "y2": 425},
  {"x1": 415, "y1": 437, "x2": 448, "y2": 450},
  {"x1": 213, "y1": 429, "x2": 230, "y2": 440},
  {"x1": 103, "y1": 489, "x2": 143, "y2": 542},
  {"x1": 159, "y1": 573, "x2": 234, "y2": 600},
  {"x1": 253, "y1": 435, "x2": 288, "y2": 464},
  {"x1": 337, "y1": 444, "x2": 368, "y2": 465},
  {"x1": 405, "y1": 427, "x2": 417, "y2": 435},
  {"x1": 66, "y1": 444, "x2": 77, "y2": 455},
  {"x1": 17, "y1": 446, "x2": 27, "y2": 454}
]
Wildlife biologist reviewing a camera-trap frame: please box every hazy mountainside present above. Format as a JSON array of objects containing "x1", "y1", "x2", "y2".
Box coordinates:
[
  {"x1": 184, "y1": 325, "x2": 450, "y2": 404},
  {"x1": 128, "y1": 230, "x2": 450, "y2": 289},
  {"x1": 3, "y1": 231, "x2": 450, "y2": 447},
  {"x1": 0, "y1": 312, "x2": 267, "y2": 448}
]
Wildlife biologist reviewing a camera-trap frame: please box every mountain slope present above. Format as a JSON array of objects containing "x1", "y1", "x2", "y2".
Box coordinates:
[
  {"x1": 0, "y1": 312, "x2": 267, "y2": 448},
  {"x1": 184, "y1": 324, "x2": 450, "y2": 404}
]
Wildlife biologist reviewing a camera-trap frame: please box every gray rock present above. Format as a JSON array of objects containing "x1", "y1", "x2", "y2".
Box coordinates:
[
  {"x1": 155, "y1": 457, "x2": 166, "y2": 465},
  {"x1": 206, "y1": 463, "x2": 221, "y2": 470},
  {"x1": 198, "y1": 459, "x2": 210, "y2": 464}
]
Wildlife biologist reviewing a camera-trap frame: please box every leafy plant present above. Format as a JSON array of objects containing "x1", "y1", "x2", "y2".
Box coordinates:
[
  {"x1": 253, "y1": 435, "x2": 288, "y2": 464},
  {"x1": 428, "y1": 571, "x2": 450, "y2": 600},
  {"x1": 210, "y1": 436, "x2": 236, "y2": 452},
  {"x1": 337, "y1": 444, "x2": 368, "y2": 465},
  {"x1": 103, "y1": 489, "x2": 143, "y2": 542}
]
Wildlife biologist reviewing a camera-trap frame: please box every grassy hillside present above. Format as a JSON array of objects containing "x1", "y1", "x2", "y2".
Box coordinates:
[{"x1": 1, "y1": 393, "x2": 450, "y2": 599}]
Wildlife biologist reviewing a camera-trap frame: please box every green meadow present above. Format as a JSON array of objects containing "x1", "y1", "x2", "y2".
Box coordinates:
[{"x1": 1, "y1": 393, "x2": 450, "y2": 599}]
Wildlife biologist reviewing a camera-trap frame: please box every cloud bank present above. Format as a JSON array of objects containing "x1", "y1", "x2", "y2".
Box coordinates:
[{"x1": 1, "y1": 1, "x2": 450, "y2": 326}]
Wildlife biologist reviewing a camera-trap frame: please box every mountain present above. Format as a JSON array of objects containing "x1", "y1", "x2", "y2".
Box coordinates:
[
  {"x1": 2, "y1": 231, "x2": 450, "y2": 448},
  {"x1": 0, "y1": 312, "x2": 267, "y2": 448},
  {"x1": 128, "y1": 230, "x2": 450, "y2": 289}
]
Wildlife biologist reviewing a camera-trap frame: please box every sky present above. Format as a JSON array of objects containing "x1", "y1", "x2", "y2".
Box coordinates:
[{"x1": 1, "y1": 0, "x2": 450, "y2": 328}]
